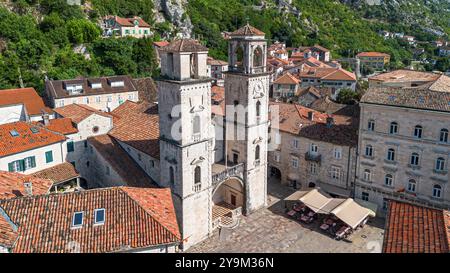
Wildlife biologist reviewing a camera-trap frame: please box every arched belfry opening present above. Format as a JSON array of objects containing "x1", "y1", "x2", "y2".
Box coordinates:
[
  {"x1": 212, "y1": 178, "x2": 245, "y2": 227},
  {"x1": 234, "y1": 46, "x2": 244, "y2": 70},
  {"x1": 253, "y1": 46, "x2": 263, "y2": 67}
]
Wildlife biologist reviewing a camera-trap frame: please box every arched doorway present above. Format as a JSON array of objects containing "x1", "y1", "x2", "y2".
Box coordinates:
[
  {"x1": 308, "y1": 182, "x2": 316, "y2": 188},
  {"x1": 270, "y1": 166, "x2": 282, "y2": 180},
  {"x1": 212, "y1": 178, "x2": 245, "y2": 227}
]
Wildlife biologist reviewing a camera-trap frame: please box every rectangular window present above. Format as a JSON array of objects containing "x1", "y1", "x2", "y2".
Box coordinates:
[
  {"x1": 292, "y1": 139, "x2": 299, "y2": 149},
  {"x1": 94, "y1": 209, "x2": 105, "y2": 225},
  {"x1": 334, "y1": 148, "x2": 342, "y2": 159},
  {"x1": 274, "y1": 152, "x2": 281, "y2": 163},
  {"x1": 24, "y1": 156, "x2": 36, "y2": 170},
  {"x1": 291, "y1": 157, "x2": 299, "y2": 168},
  {"x1": 67, "y1": 141, "x2": 74, "y2": 153},
  {"x1": 45, "y1": 151, "x2": 53, "y2": 163},
  {"x1": 96, "y1": 96, "x2": 101, "y2": 103},
  {"x1": 310, "y1": 162, "x2": 317, "y2": 174},
  {"x1": 8, "y1": 160, "x2": 23, "y2": 172},
  {"x1": 106, "y1": 166, "x2": 110, "y2": 175},
  {"x1": 331, "y1": 166, "x2": 341, "y2": 180},
  {"x1": 107, "y1": 96, "x2": 112, "y2": 102},
  {"x1": 310, "y1": 144, "x2": 318, "y2": 153},
  {"x1": 72, "y1": 212, "x2": 83, "y2": 228},
  {"x1": 362, "y1": 192, "x2": 369, "y2": 202}
]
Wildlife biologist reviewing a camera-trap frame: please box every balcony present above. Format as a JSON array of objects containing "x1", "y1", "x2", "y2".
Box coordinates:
[
  {"x1": 305, "y1": 152, "x2": 321, "y2": 163},
  {"x1": 212, "y1": 161, "x2": 244, "y2": 187},
  {"x1": 192, "y1": 183, "x2": 201, "y2": 193},
  {"x1": 192, "y1": 134, "x2": 201, "y2": 142}
]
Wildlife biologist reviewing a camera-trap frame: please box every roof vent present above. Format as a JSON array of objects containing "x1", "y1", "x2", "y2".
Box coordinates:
[{"x1": 10, "y1": 130, "x2": 19, "y2": 137}]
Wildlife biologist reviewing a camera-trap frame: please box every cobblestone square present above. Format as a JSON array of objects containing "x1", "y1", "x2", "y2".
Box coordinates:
[{"x1": 188, "y1": 179, "x2": 385, "y2": 253}]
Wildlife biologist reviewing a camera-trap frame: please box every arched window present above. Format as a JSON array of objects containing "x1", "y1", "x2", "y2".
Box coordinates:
[
  {"x1": 235, "y1": 46, "x2": 244, "y2": 68},
  {"x1": 432, "y1": 185, "x2": 442, "y2": 198},
  {"x1": 385, "y1": 174, "x2": 393, "y2": 186},
  {"x1": 194, "y1": 166, "x2": 201, "y2": 184},
  {"x1": 387, "y1": 148, "x2": 395, "y2": 161},
  {"x1": 414, "y1": 125, "x2": 423, "y2": 139},
  {"x1": 256, "y1": 101, "x2": 261, "y2": 118},
  {"x1": 193, "y1": 115, "x2": 201, "y2": 135},
  {"x1": 253, "y1": 47, "x2": 263, "y2": 67},
  {"x1": 365, "y1": 145, "x2": 373, "y2": 157},
  {"x1": 436, "y1": 157, "x2": 445, "y2": 171},
  {"x1": 407, "y1": 179, "x2": 416, "y2": 192},
  {"x1": 410, "y1": 153, "x2": 420, "y2": 166},
  {"x1": 440, "y1": 129, "x2": 448, "y2": 143},
  {"x1": 255, "y1": 145, "x2": 260, "y2": 161},
  {"x1": 390, "y1": 122, "x2": 398, "y2": 134},
  {"x1": 169, "y1": 167, "x2": 175, "y2": 186}
]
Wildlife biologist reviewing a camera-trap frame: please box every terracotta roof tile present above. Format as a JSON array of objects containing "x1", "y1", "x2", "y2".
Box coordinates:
[
  {"x1": 369, "y1": 69, "x2": 440, "y2": 83},
  {"x1": 230, "y1": 24, "x2": 265, "y2": 36},
  {"x1": 153, "y1": 41, "x2": 170, "y2": 47},
  {"x1": 53, "y1": 104, "x2": 112, "y2": 124},
  {"x1": 0, "y1": 87, "x2": 52, "y2": 116},
  {"x1": 109, "y1": 16, "x2": 150, "y2": 27},
  {"x1": 109, "y1": 101, "x2": 160, "y2": 159},
  {"x1": 298, "y1": 67, "x2": 356, "y2": 81},
  {"x1": 356, "y1": 52, "x2": 390, "y2": 58},
  {"x1": 383, "y1": 201, "x2": 450, "y2": 253},
  {"x1": 30, "y1": 162, "x2": 79, "y2": 184},
  {"x1": 0, "y1": 207, "x2": 18, "y2": 249},
  {"x1": 211, "y1": 86, "x2": 225, "y2": 116},
  {"x1": 0, "y1": 171, "x2": 52, "y2": 200},
  {"x1": 270, "y1": 101, "x2": 358, "y2": 146},
  {"x1": 0, "y1": 121, "x2": 66, "y2": 157},
  {"x1": 274, "y1": 72, "x2": 300, "y2": 85},
  {"x1": 88, "y1": 134, "x2": 156, "y2": 188},
  {"x1": 0, "y1": 187, "x2": 180, "y2": 253},
  {"x1": 33, "y1": 118, "x2": 78, "y2": 135}
]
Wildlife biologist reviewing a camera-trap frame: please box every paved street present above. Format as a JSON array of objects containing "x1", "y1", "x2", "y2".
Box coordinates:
[{"x1": 188, "y1": 178, "x2": 385, "y2": 253}]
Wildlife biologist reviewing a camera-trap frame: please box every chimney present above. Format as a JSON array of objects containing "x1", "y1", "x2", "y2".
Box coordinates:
[
  {"x1": 42, "y1": 111, "x2": 50, "y2": 126},
  {"x1": 307, "y1": 111, "x2": 314, "y2": 121},
  {"x1": 23, "y1": 181, "x2": 33, "y2": 196},
  {"x1": 326, "y1": 116, "x2": 334, "y2": 128}
]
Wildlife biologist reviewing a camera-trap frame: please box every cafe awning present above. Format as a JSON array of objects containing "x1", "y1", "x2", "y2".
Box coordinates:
[{"x1": 330, "y1": 199, "x2": 372, "y2": 229}]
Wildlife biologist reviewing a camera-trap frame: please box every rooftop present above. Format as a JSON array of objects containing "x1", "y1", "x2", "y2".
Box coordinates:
[
  {"x1": 53, "y1": 104, "x2": 112, "y2": 124},
  {"x1": 356, "y1": 52, "x2": 390, "y2": 58},
  {"x1": 383, "y1": 200, "x2": 450, "y2": 253},
  {"x1": 0, "y1": 171, "x2": 52, "y2": 200},
  {"x1": 88, "y1": 134, "x2": 156, "y2": 188},
  {"x1": 0, "y1": 187, "x2": 180, "y2": 253},
  {"x1": 0, "y1": 87, "x2": 52, "y2": 116},
  {"x1": 160, "y1": 39, "x2": 208, "y2": 53},
  {"x1": 229, "y1": 24, "x2": 265, "y2": 37},
  {"x1": 107, "y1": 15, "x2": 150, "y2": 28},
  {"x1": 273, "y1": 72, "x2": 300, "y2": 85},
  {"x1": 30, "y1": 162, "x2": 79, "y2": 185},
  {"x1": 46, "y1": 75, "x2": 137, "y2": 99},
  {"x1": 369, "y1": 69, "x2": 441, "y2": 83},
  {"x1": 109, "y1": 101, "x2": 160, "y2": 159},
  {"x1": 0, "y1": 121, "x2": 66, "y2": 157},
  {"x1": 298, "y1": 67, "x2": 356, "y2": 81},
  {"x1": 361, "y1": 74, "x2": 450, "y2": 112},
  {"x1": 270, "y1": 101, "x2": 358, "y2": 146},
  {"x1": 33, "y1": 118, "x2": 78, "y2": 135}
]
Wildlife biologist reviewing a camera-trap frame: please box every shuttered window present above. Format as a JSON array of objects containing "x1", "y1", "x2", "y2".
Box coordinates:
[{"x1": 45, "y1": 151, "x2": 53, "y2": 163}]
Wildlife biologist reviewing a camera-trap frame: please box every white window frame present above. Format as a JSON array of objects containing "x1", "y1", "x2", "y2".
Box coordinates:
[
  {"x1": 334, "y1": 147, "x2": 342, "y2": 159},
  {"x1": 291, "y1": 157, "x2": 299, "y2": 169},
  {"x1": 94, "y1": 208, "x2": 106, "y2": 225},
  {"x1": 72, "y1": 211, "x2": 84, "y2": 228}
]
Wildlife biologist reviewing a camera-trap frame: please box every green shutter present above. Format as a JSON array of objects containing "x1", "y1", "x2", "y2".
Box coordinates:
[
  {"x1": 8, "y1": 162, "x2": 14, "y2": 172},
  {"x1": 67, "y1": 141, "x2": 74, "y2": 152},
  {"x1": 19, "y1": 160, "x2": 25, "y2": 172},
  {"x1": 45, "y1": 151, "x2": 53, "y2": 163},
  {"x1": 30, "y1": 156, "x2": 36, "y2": 168}
]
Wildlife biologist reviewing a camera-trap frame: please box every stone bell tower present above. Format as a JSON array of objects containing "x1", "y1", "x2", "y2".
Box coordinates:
[
  {"x1": 157, "y1": 39, "x2": 213, "y2": 249},
  {"x1": 224, "y1": 24, "x2": 269, "y2": 213}
]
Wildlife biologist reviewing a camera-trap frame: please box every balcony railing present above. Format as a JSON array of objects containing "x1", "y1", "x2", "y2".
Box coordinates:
[
  {"x1": 212, "y1": 163, "x2": 244, "y2": 187},
  {"x1": 305, "y1": 152, "x2": 321, "y2": 163},
  {"x1": 192, "y1": 134, "x2": 201, "y2": 142},
  {"x1": 193, "y1": 183, "x2": 201, "y2": 193}
]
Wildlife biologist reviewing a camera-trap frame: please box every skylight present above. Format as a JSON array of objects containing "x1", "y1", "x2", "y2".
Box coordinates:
[
  {"x1": 388, "y1": 95, "x2": 396, "y2": 101},
  {"x1": 10, "y1": 130, "x2": 19, "y2": 137},
  {"x1": 30, "y1": 127, "x2": 39, "y2": 134},
  {"x1": 94, "y1": 208, "x2": 105, "y2": 225},
  {"x1": 72, "y1": 211, "x2": 84, "y2": 228}
]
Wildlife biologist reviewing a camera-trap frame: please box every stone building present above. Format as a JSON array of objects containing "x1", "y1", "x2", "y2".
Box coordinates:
[
  {"x1": 356, "y1": 75, "x2": 450, "y2": 216},
  {"x1": 268, "y1": 102, "x2": 358, "y2": 198},
  {"x1": 368, "y1": 70, "x2": 441, "y2": 89},
  {"x1": 155, "y1": 24, "x2": 269, "y2": 250},
  {"x1": 45, "y1": 76, "x2": 139, "y2": 112}
]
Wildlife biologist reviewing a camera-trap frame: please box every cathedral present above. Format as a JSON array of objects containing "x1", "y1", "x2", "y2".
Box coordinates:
[{"x1": 157, "y1": 24, "x2": 270, "y2": 249}]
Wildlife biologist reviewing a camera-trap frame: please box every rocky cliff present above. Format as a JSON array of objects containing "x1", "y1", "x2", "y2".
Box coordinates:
[{"x1": 154, "y1": 0, "x2": 193, "y2": 38}]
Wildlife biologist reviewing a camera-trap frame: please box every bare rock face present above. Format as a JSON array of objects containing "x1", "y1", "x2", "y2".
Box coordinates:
[{"x1": 154, "y1": 0, "x2": 193, "y2": 38}]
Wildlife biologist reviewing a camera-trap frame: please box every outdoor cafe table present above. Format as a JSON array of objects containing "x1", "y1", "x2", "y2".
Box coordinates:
[
  {"x1": 287, "y1": 210, "x2": 296, "y2": 217},
  {"x1": 320, "y1": 223, "x2": 329, "y2": 230}
]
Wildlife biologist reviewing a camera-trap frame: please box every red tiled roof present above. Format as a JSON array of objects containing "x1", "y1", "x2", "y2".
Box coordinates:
[
  {"x1": 53, "y1": 104, "x2": 112, "y2": 124},
  {"x1": 153, "y1": 41, "x2": 170, "y2": 48},
  {"x1": 0, "y1": 208, "x2": 18, "y2": 249},
  {"x1": 33, "y1": 118, "x2": 78, "y2": 135},
  {"x1": 88, "y1": 134, "x2": 156, "y2": 188},
  {"x1": 274, "y1": 72, "x2": 300, "y2": 85},
  {"x1": 0, "y1": 121, "x2": 66, "y2": 157},
  {"x1": 0, "y1": 171, "x2": 52, "y2": 200},
  {"x1": 298, "y1": 67, "x2": 356, "y2": 81},
  {"x1": 30, "y1": 162, "x2": 79, "y2": 184},
  {"x1": 270, "y1": 101, "x2": 358, "y2": 146},
  {"x1": 229, "y1": 24, "x2": 265, "y2": 36},
  {"x1": 211, "y1": 86, "x2": 225, "y2": 116},
  {"x1": 110, "y1": 101, "x2": 160, "y2": 159},
  {"x1": 0, "y1": 87, "x2": 52, "y2": 116},
  {"x1": 356, "y1": 52, "x2": 390, "y2": 58},
  {"x1": 111, "y1": 16, "x2": 150, "y2": 27},
  {"x1": 383, "y1": 201, "x2": 450, "y2": 253},
  {"x1": 0, "y1": 187, "x2": 180, "y2": 253}
]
